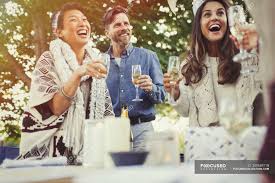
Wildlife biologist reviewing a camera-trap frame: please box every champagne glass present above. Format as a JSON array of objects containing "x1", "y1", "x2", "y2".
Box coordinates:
[
  {"x1": 228, "y1": 6, "x2": 257, "y2": 113},
  {"x1": 219, "y1": 98, "x2": 251, "y2": 141},
  {"x1": 238, "y1": 23, "x2": 258, "y2": 77},
  {"x1": 228, "y1": 5, "x2": 255, "y2": 62},
  {"x1": 98, "y1": 53, "x2": 110, "y2": 77},
  {"x1": 132, "y1": 65, "x2": 143, "y2": 102},
  {"x1": 240, "y1": 53, "x2": 258, "y2": 76},
  {"x1": 167, "y1": 56, "x2": 180, "y2": 104}
]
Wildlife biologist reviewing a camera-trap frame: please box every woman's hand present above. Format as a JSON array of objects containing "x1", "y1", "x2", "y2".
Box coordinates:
[
  {"x1": 230, "y1": 24, "x2": 259, "y2": 51},
  {"x1": 76, "y1": 60, "x2": 107, "y2": 79},
  {"x1": 164, "y1": 73, "x2": 173, "y2": 93},
  {"x1": 163, "y1": 73, "x2": 181, "y2": 100}
]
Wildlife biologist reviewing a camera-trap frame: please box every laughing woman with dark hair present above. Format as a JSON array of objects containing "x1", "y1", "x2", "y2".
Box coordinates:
[
  {"x1": 18, "y1": 2, "x2": 114, "y2": 162},
  {"x1": 164, "y1": 0, "x2": 261, "y2": 127}
]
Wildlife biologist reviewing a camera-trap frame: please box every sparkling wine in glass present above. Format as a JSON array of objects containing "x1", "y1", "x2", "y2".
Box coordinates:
[
  {"x1": 168, "y1": 56, "x2": 180, "y2": 104},
  {"x1": 219, "y1": 98, "x2": 251, "y2": 139},
  {"x1": 170, "y1": 67, "x2": 180, "y2": 84},
  {"x1": 132, "y1": 73, "x2": 140, "y2": 86},
  {"x1": 132, "y1": 65, "x2": 143, "y2": 102},
  {"x1": 99, "y1": 53, "x2": 110, "y2": 77},
  {"x1": 228, "y1": 5, "x2": 254, "y2": 62},
  {"x1": 238, "y1": 23, "x2": 258, "y2": 76}
]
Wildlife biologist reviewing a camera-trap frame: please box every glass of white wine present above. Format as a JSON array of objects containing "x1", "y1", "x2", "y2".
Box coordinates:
[
  {"x1": 168, "y1": 56, "x2": 180, "y2": 104},
  {"x1": 228, "y1": 5, "x2": 255, "y2": 62},
  {"x1": 99, "y1": 53, "x2": 110, "y2": 77},
  {"x1": 219, "y1": 98, "x2": 251, "y2": 140},
  {"x1": 132, "y1": 64, "x2": 143, "y2": 102}
]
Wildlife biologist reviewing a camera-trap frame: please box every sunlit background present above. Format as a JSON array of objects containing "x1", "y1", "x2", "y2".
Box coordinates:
[{"x1": 0, "y1": 0, "x2": 249, "y2": 147}]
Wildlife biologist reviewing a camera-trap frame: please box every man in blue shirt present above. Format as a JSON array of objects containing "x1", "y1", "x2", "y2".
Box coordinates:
[{"x1": 103, "y1": 6, "x2": 165, "y2": 151}]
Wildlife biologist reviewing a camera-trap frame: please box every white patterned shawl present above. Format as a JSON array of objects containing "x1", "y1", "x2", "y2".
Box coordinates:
[{"x1": 19, "y1": 39, "x2": 114, "y2": 159}]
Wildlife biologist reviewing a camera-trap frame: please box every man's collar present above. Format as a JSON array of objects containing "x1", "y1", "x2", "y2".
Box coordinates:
[
  {"x1": 125, "y1": 43, "x2": 133, "y2": 55},
  {"x1": 107, "y1": 43, "x2": 134, "y2": 58}
]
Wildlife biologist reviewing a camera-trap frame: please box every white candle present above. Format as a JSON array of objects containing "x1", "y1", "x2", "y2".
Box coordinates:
[
  {"x1": 83, "y1": 119, "x2": 104, "y2": 168},
  {"x1": 104, "y1": 117, "x2": 130, "y2": 167}
]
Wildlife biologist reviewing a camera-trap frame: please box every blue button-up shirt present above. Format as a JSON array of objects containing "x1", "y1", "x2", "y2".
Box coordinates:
[{"x1": 106, "y1": 43, "x2": 165, "y2": 118}]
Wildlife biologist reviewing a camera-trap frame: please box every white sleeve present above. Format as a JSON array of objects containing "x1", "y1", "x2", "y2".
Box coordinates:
[{"x1": 171, "y1": 80, "x2": 190, "y2": 117}]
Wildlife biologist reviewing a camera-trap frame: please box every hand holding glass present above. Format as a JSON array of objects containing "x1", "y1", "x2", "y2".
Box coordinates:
[
  {"x1": 167, "y1": 56, "x2": 180, "y2": 104},
  {"x1": 98, "y1": 53, "x2": 110, "y2": 77},
  {"x1": 132, "y1": 65, "x2": 143, "y2": 102},
  {"x1": 228, "y1": 5, "x2": 255, "y2": 62}
]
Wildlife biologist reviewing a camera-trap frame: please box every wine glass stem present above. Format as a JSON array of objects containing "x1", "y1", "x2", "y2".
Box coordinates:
[
  {"x1": 135, "y1": 86, "x2": 139, "y2": 99},
  {"x1": 239, "y1": 43, "x2": 246, "y2": 55},
  {"x1": 170, "y1": 84, "x2": 175, "y2": 103}
]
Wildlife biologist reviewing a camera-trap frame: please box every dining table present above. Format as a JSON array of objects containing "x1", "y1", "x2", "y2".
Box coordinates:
[
  {"x1": 0, "y1": 163, "x2": 262, "y2": 183},
  {"x1": 0, "y1": 126, "x2": 268, "y2": 183}
]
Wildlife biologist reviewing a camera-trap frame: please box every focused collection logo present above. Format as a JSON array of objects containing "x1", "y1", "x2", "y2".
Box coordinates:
[
  {"x1": 195, "y1": 160, "x2": 275, "y2": 174},
  {"x1": 200, "y1": 163, "x2": 227, "y2": 171}
]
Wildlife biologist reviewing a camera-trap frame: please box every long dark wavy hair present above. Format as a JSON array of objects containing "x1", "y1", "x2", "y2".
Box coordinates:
[{"x1": 182, "y1": 0, "x2": 241, "y2": 85}]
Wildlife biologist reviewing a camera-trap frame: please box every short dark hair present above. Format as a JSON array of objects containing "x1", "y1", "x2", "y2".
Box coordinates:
[
  {"x1": 102, "y1": 5, "x2": 128, "y2": 29},
  {"x1": 57, "y1": 2, "x2": 85, "y2": 29}
]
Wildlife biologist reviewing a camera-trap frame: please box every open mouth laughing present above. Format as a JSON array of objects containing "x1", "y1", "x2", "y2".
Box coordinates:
[
  {"x1": 209, "y1": 24, "x2": 221, "y2": 32},
  {"x1": 77, "y1": 29, "x2": 89, "y2": 37}
]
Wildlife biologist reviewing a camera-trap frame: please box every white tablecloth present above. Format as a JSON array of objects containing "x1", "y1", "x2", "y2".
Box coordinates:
[
  {"x1": 184, "y1": 127, "x2": 266, "y2": 161},
  {"x1": 0, "y1": 164, "x2": 261, "y2": 183}
]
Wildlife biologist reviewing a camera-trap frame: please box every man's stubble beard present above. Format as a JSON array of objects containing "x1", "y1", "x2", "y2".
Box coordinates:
[{"x1": 113, "y1": 36, "x2": 130, "y2": 49}]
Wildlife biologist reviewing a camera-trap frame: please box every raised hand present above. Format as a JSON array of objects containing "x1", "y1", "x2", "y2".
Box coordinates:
[
  {"x1": 230, "y1": 24, "x2": 259, "y2": 51},
  {"x1": 77, "y1": 60, "x2": 107, "y2": 79},
  {"x1": 163, "y1": 73, "x2": 181, "y2": 101}
]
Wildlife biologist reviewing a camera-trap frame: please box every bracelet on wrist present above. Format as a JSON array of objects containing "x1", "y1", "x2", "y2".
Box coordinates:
[{"x1": 60, "y1": 86, "x2": 75, "y2": 101}]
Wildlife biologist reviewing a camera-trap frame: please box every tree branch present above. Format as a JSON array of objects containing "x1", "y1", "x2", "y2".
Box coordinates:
[
  {"x1": 30, "y1": 0, "x2": 48, "y2": 58},
  {"x1": 0, "y1": 44, "x2": 31, "y2": 88}
]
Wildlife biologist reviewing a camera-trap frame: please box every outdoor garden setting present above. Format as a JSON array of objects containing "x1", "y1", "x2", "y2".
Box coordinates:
[
  {"x1": 1, "y1": 0, "x2": 275, "y2": 182},
  {"x1": 0, "y1": 0, "x2": 247, "y2": 151}
]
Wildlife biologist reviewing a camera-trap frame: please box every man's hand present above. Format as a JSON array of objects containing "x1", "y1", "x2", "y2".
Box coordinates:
[{"x1": 137, "y1": 75, "x2": 153, "y2": 92}]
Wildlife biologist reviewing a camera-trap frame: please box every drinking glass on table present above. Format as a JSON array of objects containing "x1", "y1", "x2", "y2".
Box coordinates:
[
  {"x1": 219, "y1": 98, "x2": 251, "y2": 140},
  {"x1": 145, "y1": 131, "x2": 180, "y2": 166},
  {"x1": 167, "y1": 56, "x2": 180, "y2": 104},
  {"x1": 228, "y1": 5, "x2": 256, "y2": 62},
  {"x1": 132, "y1": 64, "x2": 143, "y2": 102}
]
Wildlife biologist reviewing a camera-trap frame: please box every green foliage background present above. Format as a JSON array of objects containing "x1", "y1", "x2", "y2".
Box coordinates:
[{"x1": 0, "y1": 0, "x2": 246, "y2": 146}]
